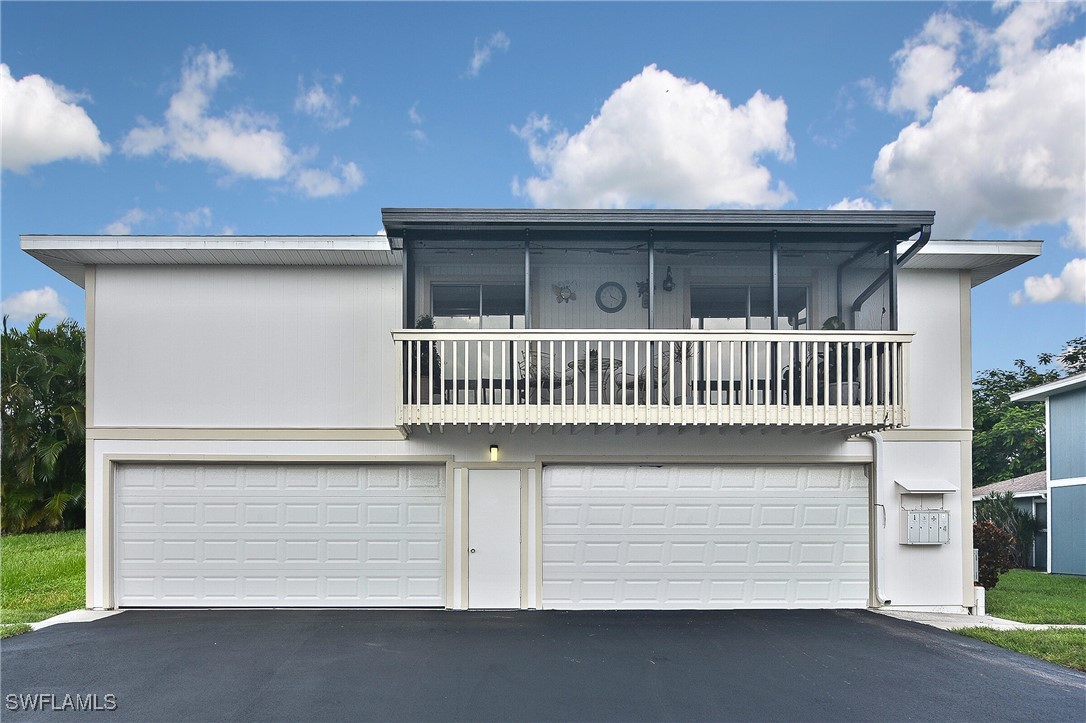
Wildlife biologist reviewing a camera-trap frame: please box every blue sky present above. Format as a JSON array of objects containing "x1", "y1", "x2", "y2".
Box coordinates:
[{"x1": 2, "y1": 1, "x2": 1083, "y2": 375}]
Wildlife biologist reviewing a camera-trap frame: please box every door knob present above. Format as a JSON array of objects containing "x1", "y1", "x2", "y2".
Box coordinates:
[{"x1": 469, "y1": 548, "x2": 476, "y2": 553}]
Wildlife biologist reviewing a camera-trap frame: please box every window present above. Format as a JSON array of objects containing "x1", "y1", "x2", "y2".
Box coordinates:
[
  {"x1": 690, "y1": 285, "x2": 808, "y2": 330},
  {"x1": 432, "y1": 284, "x2": 525, "y2": 329}
]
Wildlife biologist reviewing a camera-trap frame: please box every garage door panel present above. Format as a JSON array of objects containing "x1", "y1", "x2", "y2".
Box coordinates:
[
  {"x1": 115, "y1": 463, "x2": 445, "y2": 607},
  {"x1": 544, "y1": 499, "x2": 864, "y2": 532},
  {"x1": 543, "y1": 464, "x2": 868, "y2": 609}
]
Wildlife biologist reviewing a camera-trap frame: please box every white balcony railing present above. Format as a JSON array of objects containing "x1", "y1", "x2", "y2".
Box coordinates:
[{"x1": 393, "y1": 330, "x2": 912, "y2": 430}]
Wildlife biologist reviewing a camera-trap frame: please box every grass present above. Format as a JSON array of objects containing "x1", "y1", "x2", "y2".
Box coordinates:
[
  {"x1": 1, "y1": 623, "x2": 33, "y2": 639},
  {"x1": 956, "y1": 628, "x2": 1086, "y2": 672},
  {"x1": 986, "y1": 569, "x2": 1086, "y2": 624},
  {"x1": 1, "y1": 529, "x2": 85, "y2": 627}
]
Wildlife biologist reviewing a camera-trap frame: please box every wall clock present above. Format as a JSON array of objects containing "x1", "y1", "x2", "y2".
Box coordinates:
[{"x1": 595, "y1": 281, "x2": 627, "y2": 313}]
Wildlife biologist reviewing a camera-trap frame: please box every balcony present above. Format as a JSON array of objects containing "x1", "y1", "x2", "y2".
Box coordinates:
[{"x1": 394, "y1": 330, "x2": 912, "y2": 433}]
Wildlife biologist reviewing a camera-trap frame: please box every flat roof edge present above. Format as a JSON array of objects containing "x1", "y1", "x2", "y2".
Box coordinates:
[{"x1": 1011, "y1": 372, "x2": 1086, "y2": 402}]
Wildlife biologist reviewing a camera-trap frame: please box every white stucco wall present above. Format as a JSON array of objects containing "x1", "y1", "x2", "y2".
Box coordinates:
[
  {"x1": 93, "y1": 265, "x2": 400, "y2": 428},
  {"x1": 897, "y1": 269, "x2": 967, "y2": 430},
  {"x1": 84, "y1": 263, "x2": 975, "y2": 612}
]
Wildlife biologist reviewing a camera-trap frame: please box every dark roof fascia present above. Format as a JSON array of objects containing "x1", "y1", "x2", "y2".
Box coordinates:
[{"x1": 382, "y1": 208, "x2": 935, "y2": 248}]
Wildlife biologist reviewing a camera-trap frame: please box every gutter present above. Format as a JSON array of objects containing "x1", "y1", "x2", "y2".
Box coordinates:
[{"x1": 863, "y1": 431, "x2": 890, "y2": 607}]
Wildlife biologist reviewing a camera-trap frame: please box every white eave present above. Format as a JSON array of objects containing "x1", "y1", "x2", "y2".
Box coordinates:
[
  {"x1": 21, "y1": 235, "x2": 400, "y2": 288},
  {"x1": 1010, "y1": 371, "x2": 1086, "y2": 402},
  {"x1": 908, "y1": 239, "x2": 1042, "y2": 287}
]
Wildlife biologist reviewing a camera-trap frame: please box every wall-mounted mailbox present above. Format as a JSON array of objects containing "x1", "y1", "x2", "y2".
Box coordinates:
[{"x1": 902, "y1": 509, "x2": 950, "y2": 545}]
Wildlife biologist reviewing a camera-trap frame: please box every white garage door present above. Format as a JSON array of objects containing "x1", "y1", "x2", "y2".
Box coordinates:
[
  {"x1": 115, "y1": 463, "x2": 445, "y2": 607},
  {"x1": 543, "y1": 464, "x2": 868, "y2": 609}
]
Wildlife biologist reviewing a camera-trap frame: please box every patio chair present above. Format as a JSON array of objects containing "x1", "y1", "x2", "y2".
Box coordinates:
[
  {"x1": 637, "y1": 344, "x2": 695, "y2": 405},
  {"x1": 519, "y1": 348, "x2": 572, "y2": 403}
]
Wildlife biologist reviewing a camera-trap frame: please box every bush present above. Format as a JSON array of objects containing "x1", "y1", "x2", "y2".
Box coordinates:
[
  {"x1": 974, "y1": 521, "x2": 1015, "y2": 589},
  {"x1": 975, "y1": 492, "x2": 1038, "y2": 568}
]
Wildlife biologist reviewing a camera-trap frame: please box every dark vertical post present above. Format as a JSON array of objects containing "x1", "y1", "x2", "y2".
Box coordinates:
[
  {"x1": 770, "y1": 232, "x2": 780, "y2": 331},
  {"x1": 888, "y1": 237, "x2": 898, "y2": 330},
  {"x1": 403, "y1": 238, "x2": 414, "y2": 328},
  {"x1": 648, "y1": 229, "x2": 655, "y2": 329},
  {"x1": 524, "y1": 231, "x2": 532, "y2": 329},
  {"x1": 836, "y1": 265, "x2": 843, "y2": 325}
]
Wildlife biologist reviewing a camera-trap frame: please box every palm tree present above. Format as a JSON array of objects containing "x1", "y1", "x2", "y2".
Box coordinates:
[{"x1": 2, "y1": 314, "x2": 86, "y2": 533}]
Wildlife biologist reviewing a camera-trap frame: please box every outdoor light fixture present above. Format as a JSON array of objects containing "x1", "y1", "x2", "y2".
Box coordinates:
[
  {"x1": 489, "y1": 444, "x2": 499, "y2": 462},
  {"x1": 662, "y1": 266, "x2": 674, "y2": 292}
]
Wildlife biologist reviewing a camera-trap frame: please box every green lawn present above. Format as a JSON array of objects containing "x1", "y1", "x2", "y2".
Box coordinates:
[
  {"x1": 986, "y1": 569, "x2": 1086, "y2": 624},
  {"x1": 1, "y1": 529, "x2": 85, "y2": 629},
  {"x1": 956, "y1": 628, "x2": 1086, "y2": 672}
]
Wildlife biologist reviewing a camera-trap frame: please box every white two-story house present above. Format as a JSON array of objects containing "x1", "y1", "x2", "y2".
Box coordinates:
[{"x1": 22, "y1": 208, "x2": 1040, "y2": 612}]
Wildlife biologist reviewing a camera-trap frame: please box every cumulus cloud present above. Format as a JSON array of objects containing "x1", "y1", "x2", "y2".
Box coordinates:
[
  {"x1": 2, "y1": 287, "x2": 69, "y2": 323},
  {"x1": 513, "y1": 64, "x2": 794, "y2": 209},
  {"x1": 122, "y1": 48, "x2": 363, "y2": 198},
  {"x1": 886, "y1": 13, "x2": 966, "y2": 119},
  {"x1": 872, "y1": 2, "x2": 1085, "y2": 246},
  {"x1": 102, "y1": 208, "x2": 149, "y2": 235},
  {"x1": 294, "y1": 74, "x2": 356, "y2": 130},
  {"x1": 466, "y1": 31, "x2": 510, "y2": 77},
  {"x1": 1, "y1": 63, "x2": 110, "y2": 172},
  {"x1": 1011, "y1": 258, "x2": 1086, "y2": 305},
  {"x1": 122, "y1": 48, "x2": 292, "y2": 179},
  {"x1": 293, "y1": 159, "x2": 363, "y2": 198},
  {"x1": 828, "y1": 197, "x2": 890, "y2": 211}
]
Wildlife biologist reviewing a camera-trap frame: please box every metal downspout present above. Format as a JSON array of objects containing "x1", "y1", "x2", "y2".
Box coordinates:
[
  {"x1": 863, "y1": 431, "x2": 889, "y2": 607},
  {"x1": 850, "y1": 225, "x2": 932, "y2": 328}
]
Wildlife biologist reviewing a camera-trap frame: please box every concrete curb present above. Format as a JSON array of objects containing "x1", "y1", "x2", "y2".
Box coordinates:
[
  {"x1": 28, "y1": 609, "x2": 124, "y2": 631},
  {"x1": 876, "y1": 609, "x2": 1086, "y2": 631}
]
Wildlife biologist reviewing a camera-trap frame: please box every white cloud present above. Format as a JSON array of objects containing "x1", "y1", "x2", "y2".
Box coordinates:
[
  {"x1": 513, "y1": 64, "x2": 794, "y2": 209},
  {"x1": 294, "y1": 75, "x2": 356, "y2": 130},
  {"x1": 1011, "y1": 258, "x2": 1086, "y2": 305},
  {"x1": 886, "y1": 13, "x2": 966, "y2": 119},
  {"x1": 1, "y1": 63, "x2": 110, "y2": 172},
  {"x1": 828, "y1": 197, "x2": 890, "y2": 211},
  {"x1": 175, "y1": 206, "x2": 212, "y2": 233},
  {"x1": 102, "y1": 208, "x2": 149, "y2": 235},
  {"x1": 122, "y1": 48, "x2": 292, "y2": 179},
  {"x1": 2, "y1": 287, "x2": 69, "y2": 323},
  {"x1": 407, "y1": 102, "x2": 427, "y2": 144},
  {"x1": 872, "y1": 3, "x2": 1085, "y2": 246},
  {"x1": 293, "y1": 159, "x2": 364, "y2": 198},
  {"x1": 466, "y1": 31, "x2": 510, "y2": 77},
  {"x1": 122, "y1": 48, "x2": 364, "y2": 198}
]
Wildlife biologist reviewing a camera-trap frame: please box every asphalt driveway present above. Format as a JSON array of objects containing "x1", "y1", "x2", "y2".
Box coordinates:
[{"x1": 2, "y1": 609, "x2": 1083, "y2": 722}]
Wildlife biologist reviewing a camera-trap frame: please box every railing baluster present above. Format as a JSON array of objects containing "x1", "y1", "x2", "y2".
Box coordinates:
[{"x1": 394, "y1": 330, "x2": 911, "y2": 433}]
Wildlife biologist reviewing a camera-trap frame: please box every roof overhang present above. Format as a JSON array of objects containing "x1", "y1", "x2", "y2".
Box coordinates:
[
  {"x1": 972, "y1": 490, "x2": 1046, "y2": 501},
  {"x1": 21, "y1": 235, "x2": 398, "y2": 288},
  {"x1": 381, "y1": 208, "x2": 935, "y2": 248},
  {"x1": 906, "y1": 239, "x2": 1043, "y2": 287},
  {"x1": 1011, "y1": 371, "x2": 1086, "y2": 402}
]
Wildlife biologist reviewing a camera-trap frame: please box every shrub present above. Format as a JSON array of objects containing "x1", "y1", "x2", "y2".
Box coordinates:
[
  {"x1": 974, "y1": 521, "x2": 1015, "y2": 589},
  {"x1": 975, "y1": 492, "x2": 1038, "y2": 568}
]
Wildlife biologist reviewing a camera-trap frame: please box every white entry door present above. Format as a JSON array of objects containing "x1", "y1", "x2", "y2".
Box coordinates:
[{"x1": 467, "y1": 469, "x2": 522, "y2": 608}]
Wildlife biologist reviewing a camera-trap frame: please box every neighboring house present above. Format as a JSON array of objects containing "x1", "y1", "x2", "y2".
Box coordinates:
[
  {"x1": 971, "y1": 471, "x2": 1048, "y2": 569},
  {"x1": 1011, "y1": 373, "x2": 1086, "y2": 576},
  {"x1": 22, "y1": 209, "x2": 1041, "y2": 612}
]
